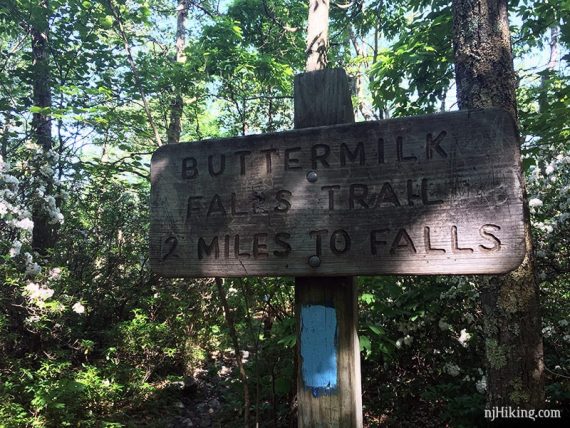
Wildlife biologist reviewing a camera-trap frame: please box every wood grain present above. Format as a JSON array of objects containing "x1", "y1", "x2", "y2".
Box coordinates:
[
  {"x1": 293, "y1": 68, "x2": 362, "y2": 428},
  {"x1": 295, "y1": 277, "x2": 361, "y2": 427},
  {"x1": 150, "y1": 107, "x2": 525, "y2": 277}
]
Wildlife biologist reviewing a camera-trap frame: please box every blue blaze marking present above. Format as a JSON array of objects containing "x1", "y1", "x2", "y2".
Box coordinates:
[{"x1": 300, "y1": 304, "x2": 338, "y2": 394}]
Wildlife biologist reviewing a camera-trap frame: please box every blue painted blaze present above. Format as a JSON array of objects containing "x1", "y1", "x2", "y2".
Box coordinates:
[{"x1": 300, "y1": 304, "x2": 338, "y2": 395}]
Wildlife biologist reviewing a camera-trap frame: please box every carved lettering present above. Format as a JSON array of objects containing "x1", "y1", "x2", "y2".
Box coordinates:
[
  {"x1": 451, "y1": 225, "x2": 473, "y2": 254},
  {"x1": 208, "y1": 154, "x2": 225, "y2": 176},
  {"x1": 207, "y1": 194, "x2": 226, "y2": 217},
  {"x1": 186, "y1": 196, "x2": 203, "y2": 220},
  {"x1": 253, "y1": 233, "x2": 268, "y2": 258},
  {"x1": 231, "y1": 193, "x2": 247, "y2": 216},
  {"x1": 274, "y1": 233, "x2": 292, "y2": 257},
  {"x1": 370, "y1": 229, "x2": 389, "y2": 255},
  {"x1": 321, "y1": 185, "x2": 340, "y2": 210},
  {"x1": 421, "y1": 178, "x2": 443, "y2": 205},
  {"x1": 407, "y1": 180, "x2": 421, "y2": 206},
  {"x1": 330, "y1": 229, "x2": 351, "y2": 255},
  {"x1": 252, "y1": 191, "x2": 267, "y2": 214},
  {"x1": 390, "y1": 228, "x2": 417, "y2": 255},
  {"x1": 285, "y1": 147, "x2": 301, "y2": 170},
  {"x1": 340, "y1": 142, "x2": 365, "y2": 166},
  {"x1": 377, "y1": 182, "x2": 400, "y2": 207},
  {"x1": 349, "y1": 184, "x2": 369, "y2": 209},
  {"x1": 310, "y1": 229, "x2": 328, "y2": 256},
  {"x1": 182, "y1": 157, "x2": 198, "y2": 179},
  {"x1": 234, "y1": 235, "x2": 250, "y2": 258},
  {"x1": 274, "y1": 190, "x2": 292, "y2": 212},
  {"x1": 198, "y1": 236, "x2": 219, "y2": 259},
  {"x1": 424, "y1": 226, "x2": 446, "y2": 254},
  {"x1": 311, "y1": 144, "x2": 331, "y2": 169},
  {"x1": 261, "y1": 148, "x2": 278, "y2": 174},
  {"x1": 479, "y1": 224, "x2": 501, "y2": 252},
  {"x1": 377, "y1": 138, "x2": 385, "y2": 164},
  {"x1": 397, "y1": 136, "x2": 417, "y2": 162},
  {"x1": 234, "y1": 150, "x2": 251, "y2": 175},
  {"x1": 426, "y1": 131, "x2": 448, "y2": 159}
]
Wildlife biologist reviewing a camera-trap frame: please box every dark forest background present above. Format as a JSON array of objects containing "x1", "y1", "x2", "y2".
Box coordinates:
[{"x1": 0, "y1": 0, "x2": 569, "y2": 426}]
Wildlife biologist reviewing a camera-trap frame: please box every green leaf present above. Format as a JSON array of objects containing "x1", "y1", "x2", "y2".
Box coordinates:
[
  {"x1": 100, "y1": 15, "x2": 114, "y2": 29},
  {"x1": 361, "y1": 293, "x2": 375, "y2": 304},
  {"x1": 278, "y1": 334, "x2": 296, "y2": 348},
  {"x1": 360, "y1": 335, "x2": 371, "y2": 353},
  {"x1": 369, "y1": 325, "x2": 384, "y2": 336}
]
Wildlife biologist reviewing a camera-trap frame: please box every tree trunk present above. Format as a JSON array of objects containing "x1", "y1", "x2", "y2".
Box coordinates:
[
  {"x1": 305, "y1": 0, "x2": 329, "y2": 71},
  {"x1": 539, "y1": 26, "x2": 559, "y2": 112},
  {"x1": 349, "y1": 27, "x2": 374, "y2": 121},
  {"x1": 31, "y1": 0, "x2": 56, "y2": 253},
  {"x1": 167, "y1": 0, "x2": 188, "y2": 145},
  {"x1": 452, "y1": 0, "x2": 544, "y2": 408}
]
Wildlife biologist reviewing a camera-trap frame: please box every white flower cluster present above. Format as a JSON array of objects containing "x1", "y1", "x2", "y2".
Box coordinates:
[
  {"x1": 24, "y1": 252, "x2": 41, "y2": 276},
  {"x1": 9, "y1": 240, "x2": 22, "y2": 257},
  {"x1": 44, "y1": 195, "x2": 64, "y2": 225},
  {"x1": 542, "y1": 325, "x2": 554, "y2": 338},
  {"x1": 21, "y1": 145, "x2": 65, "y2": 226},
  {"x1": 534, "y1": 221, "x2": 554, "y2": 234},
  {"x1": 49, "y1": 268, "x2": 62, "y2": 280},
  {"x1": 443, "y1": 362, "x2": 461, "y2": 377},
  {"x1": 72, "y1": 302, "x2": 85, "y2": 314},
  {"x1": 1, "y1": 150, "x2": 66, "y2": 277},
  {"x1": 395, "y1": 335, "x2": 413, "y2": 348},
  {"x1": 475, "y1": 375, "x2": 487, "y2": 393},
  {"x1": 529, "y1": 198, "x2": 543, "y2": 208},
  {"x1": 457, "y1": 329, "x2": 471, "y2": 347},
  {"x1": 528, "y1": 151, "x2": 570, "y2": 232},
  {"x1": 14, "y1": 218, "x2": 34, "y2": 231},
  {"x1": 24, "y1": 281, "x2": 54, "y2": 301},
  {"x1": 1, "y1": 157, "x2": 35, "y2": 236}
]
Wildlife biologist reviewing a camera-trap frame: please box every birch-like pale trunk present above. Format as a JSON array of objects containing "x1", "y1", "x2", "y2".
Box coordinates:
[
  {"x1": 167, "y1": 0, "x2": 188, "y2": 145},
  {"x1": 305, "y1": 0, "x2": 329, "y2": 71}
]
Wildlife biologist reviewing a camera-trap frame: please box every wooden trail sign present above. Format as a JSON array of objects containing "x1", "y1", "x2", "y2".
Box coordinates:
[{"x1": 150, "y1": 108, "x2": 525, "y2": 277}]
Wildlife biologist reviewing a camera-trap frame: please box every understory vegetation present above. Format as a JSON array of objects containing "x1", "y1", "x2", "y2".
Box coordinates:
[{"x1": 1, "y1": 0, "x2": 569, "y2": 426}]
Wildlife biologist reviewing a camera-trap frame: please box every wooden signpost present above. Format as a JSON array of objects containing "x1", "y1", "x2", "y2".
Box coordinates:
[
  {"x1": 150, "y1": 107, "x2": 524, "y2": 277},
  {"x1": 292, "y1": 69, "x2": 362, "y2": 427},
  {"x1": 150, "y1": 67, "x2": 525, "y2": 427}
]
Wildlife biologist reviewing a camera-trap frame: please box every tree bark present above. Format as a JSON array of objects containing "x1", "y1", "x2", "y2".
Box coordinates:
[
  {"x1": 31, "y1": 0, "x2": 57, "y2": 253},
  {"x1": 539, "y1": 26, "x2": 559, "y2": 113},
  {"x1": 349, "y1": 27, "x2": 374, "y2": 121},
  {"x1": 452, "y1": 0, "x2": 544, "y2": 408},
  {"x1": 167, "y1": 0, "x2": 188, "y2": 145},
  {"x1": 306, "y1": 0, "x2": 329, "y2": 71}
]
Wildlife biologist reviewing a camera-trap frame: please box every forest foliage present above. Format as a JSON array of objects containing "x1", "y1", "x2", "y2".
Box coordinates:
[{"x1": 0, "y1": 0, "x2": 569, "y2": 426}]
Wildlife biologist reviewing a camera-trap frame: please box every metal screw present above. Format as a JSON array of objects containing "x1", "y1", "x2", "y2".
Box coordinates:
[
  {"x1": 306, "y1": 170, "x2": 318, "y2": 183},
  {"x1": 308, "y1": 255, "x2": 321, "y2": 267}
]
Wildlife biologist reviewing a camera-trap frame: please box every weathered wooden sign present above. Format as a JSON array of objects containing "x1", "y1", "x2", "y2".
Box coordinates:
[{"x1": 150, "y1": 108, "x2": 525, "y2": 277}]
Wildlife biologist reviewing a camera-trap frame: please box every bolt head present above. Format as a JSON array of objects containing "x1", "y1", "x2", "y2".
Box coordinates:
[
  {"x1": 308, "y1": 255, "x2": 321, "y2": 267},
  {"x1": 306, "y1": 170, "x2": 318, "y2": 183}
]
